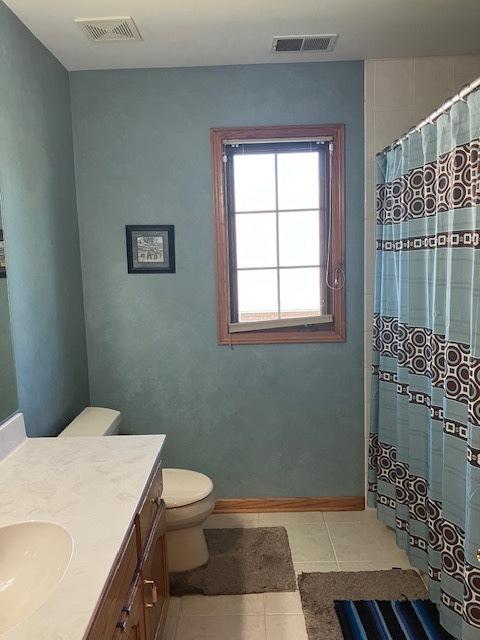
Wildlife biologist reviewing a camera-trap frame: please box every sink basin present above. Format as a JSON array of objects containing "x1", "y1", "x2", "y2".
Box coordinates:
[{"x1": 0, "y1": 521, "x2": 73, "y2": 635}]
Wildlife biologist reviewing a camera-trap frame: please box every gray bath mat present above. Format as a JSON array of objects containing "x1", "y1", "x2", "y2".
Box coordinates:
[
  {"x1": 170, "y1": 527, "x2": 296, "y2": 596},
  {"x1": 298, "y1": 569, "x2": 427, "y2": 640}
]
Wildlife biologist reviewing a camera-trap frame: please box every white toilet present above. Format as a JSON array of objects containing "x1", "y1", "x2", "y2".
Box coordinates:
[
  {"x1": 162, "y1": 469, "x2": 215, "y2": 572},
  {"x1": 59, "y1": 407, "x2": 216, "y2": 573}
]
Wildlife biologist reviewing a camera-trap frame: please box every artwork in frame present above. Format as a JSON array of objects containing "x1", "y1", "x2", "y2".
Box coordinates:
[
  {"x1": 126, "y1": 225, "x2": 176, "y2": 274},
  {"x1": 0, "y1": 229, "x2": 6, "y2": 278}
]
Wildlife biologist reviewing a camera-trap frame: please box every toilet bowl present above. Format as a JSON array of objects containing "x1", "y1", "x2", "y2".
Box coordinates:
[
  {"x1": 58, "y1": 407, "x2": 215, "y2": 572},
  {"x1": 162, "y1": 469, "x2": 215, "y2": 572}
]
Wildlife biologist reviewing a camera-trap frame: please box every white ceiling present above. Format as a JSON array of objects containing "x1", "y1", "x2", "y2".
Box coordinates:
[{"x1": 4, "y1": 0, "x2": 480, "y2": 71}]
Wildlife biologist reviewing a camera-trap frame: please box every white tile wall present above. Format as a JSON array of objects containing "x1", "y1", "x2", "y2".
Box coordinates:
[
  {"x1": 452, "y1": 55, "x2": 480, "y2": 89},
  {"x1": 363, "y1": 55, "x2": 480, "y2": 493},
  {"x1": 373, "y1": 59, "x2": 415, "y2": 111},
  {"x1": 413, "y1": 57, "x2": 455, "y2": 114}
]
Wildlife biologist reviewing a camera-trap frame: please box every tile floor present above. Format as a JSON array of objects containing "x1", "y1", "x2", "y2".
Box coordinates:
[{"x1": 165, "y1": 509, "x2": 413, "y2": 640}]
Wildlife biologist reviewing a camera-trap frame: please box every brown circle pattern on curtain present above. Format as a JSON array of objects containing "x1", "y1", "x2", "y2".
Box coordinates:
[{"x1": 377, "y1": 140, "x2": 480, "y2": 225}]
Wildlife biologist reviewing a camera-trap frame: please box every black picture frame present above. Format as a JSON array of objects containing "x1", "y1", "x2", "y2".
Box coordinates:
[{"x1": 126, "y1": 225, "x2": 176, "y2": 274}]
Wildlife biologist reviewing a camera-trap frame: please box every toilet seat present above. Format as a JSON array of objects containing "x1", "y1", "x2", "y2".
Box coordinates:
[{"x1": 162, "y1": 469, "x2": 213, "y2": 508}]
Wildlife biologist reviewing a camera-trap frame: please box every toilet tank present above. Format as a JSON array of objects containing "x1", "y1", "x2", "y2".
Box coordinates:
[{"x1": 59, "y1": 407, "x2": 122, "y2": 437}]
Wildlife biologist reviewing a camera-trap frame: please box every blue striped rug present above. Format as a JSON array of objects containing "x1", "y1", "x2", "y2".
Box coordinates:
[{"x1": 334, "y1": 600, "x2": 454, "y2": 639}]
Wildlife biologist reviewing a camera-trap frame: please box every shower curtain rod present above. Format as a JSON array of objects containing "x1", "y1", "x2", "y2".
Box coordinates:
[{"x1": 378, "y1": 74, "x2": 480, "y2": 155}]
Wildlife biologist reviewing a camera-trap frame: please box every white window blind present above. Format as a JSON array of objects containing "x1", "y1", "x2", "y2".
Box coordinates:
[{"x1": 224, "y1": 139, "x2": 333, "y2": 333}]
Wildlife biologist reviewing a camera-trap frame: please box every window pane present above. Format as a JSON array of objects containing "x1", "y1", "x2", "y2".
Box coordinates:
[
  {"x1": 278, "y1": 210, "x2": 320, "y2": 267},
  {"x1": 237, "y1": 269, "x2": 278, "y2": 322},
  {"x1": 277, "y1": 152, "x2": 319, "y2": 210},
  {"x1": 235, "y1": 213, "x2": 277, "y2": 268},
  {"x1": 234, "y1": 154, "x2": 276, "y2": 212},
  {"x1": 279, "y1": 267, "x2": 320, "y2": 318}
]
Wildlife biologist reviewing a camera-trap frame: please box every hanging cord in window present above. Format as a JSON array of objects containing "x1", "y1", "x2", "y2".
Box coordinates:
[{"x1": 325, "y1": 142, "x2": 345, "y2": 291}]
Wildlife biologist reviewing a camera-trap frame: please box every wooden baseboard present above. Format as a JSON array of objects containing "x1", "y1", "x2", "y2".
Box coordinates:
[{"x1": 213, "y1": 496, "x2": 364, "y2": 514}]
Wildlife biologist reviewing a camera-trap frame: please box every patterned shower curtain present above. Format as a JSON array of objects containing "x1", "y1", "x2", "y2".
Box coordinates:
[{"x1": 368, "y1": 88, "x2": 480, "y2": 639}]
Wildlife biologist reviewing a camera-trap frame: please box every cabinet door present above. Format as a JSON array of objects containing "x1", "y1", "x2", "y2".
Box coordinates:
[
  {"x1": 141, "y1": 501, "x2": 170, "y2": 640},
  {"x1": 137, "y1": 463, "x2": 163, "y2": 556},
  {"x1": 87, "y1": 528, "x2": 138, "y2": 639},
  {"x1": 113, "y1": 576, "x2": 146, "y2": 640}
]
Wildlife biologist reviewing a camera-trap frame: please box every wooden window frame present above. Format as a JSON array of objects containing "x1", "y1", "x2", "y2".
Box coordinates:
[{"x1": 211, "y1": 124, "x2": 345, "y2": 345}]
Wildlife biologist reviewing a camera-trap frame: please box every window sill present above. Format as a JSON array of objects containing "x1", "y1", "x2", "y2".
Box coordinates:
[{"x1": 218, "y1": 325, "x2": 346, "y2": 345}]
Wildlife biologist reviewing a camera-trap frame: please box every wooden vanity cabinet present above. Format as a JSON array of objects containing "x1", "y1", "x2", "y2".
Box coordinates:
[
  {"x1": 113, "y1": 576, "x2": 146, "y2": 640},
  {"x1": 86, "y1": 464, "x2": 169, "y2": 640},
  {"x1": 137, "y1": 464, "x2": 164, "y2": 551},
  {"x1": 86, "y1": 528, "x2": 139, "y2": 639},
  {"x1": 141, "y1": 506, "x2": 169, "y2": 640}
]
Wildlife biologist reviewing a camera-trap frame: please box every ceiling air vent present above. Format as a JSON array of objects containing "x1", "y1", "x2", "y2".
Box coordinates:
[
  {"x1": 272, "y1": 34, "x2": 338, "y2": 53},
  {"x1": 75, "y1": 17, "x2": 142, "y2": 42}
]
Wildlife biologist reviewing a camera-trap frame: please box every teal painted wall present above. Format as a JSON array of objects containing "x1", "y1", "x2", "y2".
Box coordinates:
[
  {"x1": 70, "y1": 62, "x2": 364, "y2": 497},
  {"x1": 0, "y1": 2, "x2": 89, "y2": 435}
]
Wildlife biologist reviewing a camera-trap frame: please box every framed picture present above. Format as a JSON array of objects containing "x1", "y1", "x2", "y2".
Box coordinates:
[
  {"x1": 0, "y1": 229, "x2": 5, "y2": 278},
  {"x1": 126, "y1": 225, "x2": 175, "y2": 274}
]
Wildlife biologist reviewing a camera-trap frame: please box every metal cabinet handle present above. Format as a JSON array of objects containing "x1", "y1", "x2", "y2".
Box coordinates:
[{"x1": 144, "y1": 579, "x2": 158, "y2": 608}]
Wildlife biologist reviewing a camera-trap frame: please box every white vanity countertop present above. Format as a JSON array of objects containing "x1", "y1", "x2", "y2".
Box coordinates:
[{"x1": 0, "y1": 433, "x2": 166, "y2": 640}]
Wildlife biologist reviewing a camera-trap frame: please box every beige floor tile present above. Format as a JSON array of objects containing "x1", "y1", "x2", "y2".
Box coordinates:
[
  {"x1": 168, "y1": 596, "x2": 182, "y2": 615},
  {"x1": 179, "y1": 594, "x2": 265, "y2": 617},
  {"x1": 328, "y1": 522, "x2": 410, "y2": 564},
  {"x1": 175, "y1": 614, "x2": 266, "y2": 640},
  {"x1": 338, "y1": 557, "x2": 414, "y2": 572},
  {"x1": 204, "y1": 513, "x2": 259, "y2": 528},
  {"x1": 264, "y1": 591, "x2": 303, "y2": 614},
  {"x1": 266, "y1": 614, "x2": 308, "y2": 640},
  {"x1": 172, "y1": 512, "x2": 418, "y2": 638},
  {"x1": 258, "y1": 511, "x2": 325, "y2": 526},
  {"x1": 294, "y1": 561, "x2": 338, "y2": 575},
  {"x1": 164, "y1": 597, "x2": 181, "y2": 640},
  {"x1": 286, "y1": 524, "x2": 335, "y2": 562},
  {"x1": 324, "y1": 509, "x2": 378, "y2": 523}
]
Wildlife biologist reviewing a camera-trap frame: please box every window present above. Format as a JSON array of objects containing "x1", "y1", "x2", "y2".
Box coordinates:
[{"x1": 211, "y1": 125, "x2": 345, "y2": 345}]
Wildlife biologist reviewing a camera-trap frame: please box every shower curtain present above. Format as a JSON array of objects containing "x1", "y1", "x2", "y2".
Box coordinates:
[{"x1": 368, "y1": 88, "x2": 480, "y2": 640}]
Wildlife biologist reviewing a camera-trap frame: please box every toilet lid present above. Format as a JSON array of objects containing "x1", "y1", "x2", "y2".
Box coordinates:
[{"x1": 162, "y1": 469, "x2": 214, "y2": 508}]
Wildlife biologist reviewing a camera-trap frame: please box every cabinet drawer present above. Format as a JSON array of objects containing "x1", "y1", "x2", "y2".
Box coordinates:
[
  {"x1": 87, "y1": 527, "x2": 138, "y2": 639},
  {"x1": 136, "y1": 463, "x2": 163, "y2": 556}
]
